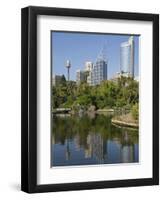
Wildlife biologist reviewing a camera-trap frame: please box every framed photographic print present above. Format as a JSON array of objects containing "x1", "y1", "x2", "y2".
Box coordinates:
[{"x1": 21, "y1": 6, "x2": 159, "y2": 193}]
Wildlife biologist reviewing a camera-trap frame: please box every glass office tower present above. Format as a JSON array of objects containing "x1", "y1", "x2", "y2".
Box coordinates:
[
  {"x1": 120, "y1": 36, "x2": 134, "y2": 78},
  {"x1": 90, "y1": 59, "x2": 107, "y2": 86}
]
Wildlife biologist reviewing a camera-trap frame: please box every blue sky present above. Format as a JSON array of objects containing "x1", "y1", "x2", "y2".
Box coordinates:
[{"x1": 52, "y1": 31, "x2": 139, "y2": 81}]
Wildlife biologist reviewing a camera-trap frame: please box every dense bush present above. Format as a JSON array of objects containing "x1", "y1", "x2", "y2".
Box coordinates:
[{"x1": 52, "y1": 76, "x2": 139, "y2": 111}]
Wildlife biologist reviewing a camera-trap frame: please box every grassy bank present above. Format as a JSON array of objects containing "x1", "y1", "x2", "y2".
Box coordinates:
[{"x1": 111, "y1": 113, "x2": 139, "y2": 128}]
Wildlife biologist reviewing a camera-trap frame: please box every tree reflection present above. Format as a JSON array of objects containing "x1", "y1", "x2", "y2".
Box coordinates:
[{"x1": 52, "y1": 114, "x2": 139, "y2": 166}]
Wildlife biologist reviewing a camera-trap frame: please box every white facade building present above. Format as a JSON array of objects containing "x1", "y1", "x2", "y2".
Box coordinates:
[{"x1": 76, "y1": 69, "x2": 87, "y2": 84}]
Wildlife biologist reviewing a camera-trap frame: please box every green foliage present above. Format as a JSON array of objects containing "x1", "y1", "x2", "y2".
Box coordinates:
[
  {"x1": 52, "y1": 76, "x2": 139, "y2": 111},
  {"x1": 60, "y1": 75, "x2": 66, "y2": 85},
  {"x1": 131, "y1": 103, "x2": 139, "y2": 120}
]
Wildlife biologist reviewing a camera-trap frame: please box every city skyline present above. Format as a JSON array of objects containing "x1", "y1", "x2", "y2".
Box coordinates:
[{"x1": 52, "y1": 31, "x2": 139, "y2": 81}]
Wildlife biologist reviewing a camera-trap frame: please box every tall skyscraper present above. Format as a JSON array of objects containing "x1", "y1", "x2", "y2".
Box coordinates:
[
  {"x1": 85, "y1": 62, "x2": 93, "y2": 85},
  {"x1": 76, "y1": 61, "x2": 93, "y2": 85},
  {"x1": 76, "y1": 59, "x2": 107, "y2": 86},
  {"x1": 76, "y1": 44, "x2": 108, "y2": 86},
  {"x1": 120, "y1": 36, "x2": 134, "y2": 78},
  {"x1": 90, "y1": 59, "x2": 107, "y2": 86},
  {"x1": 85, "y1": 61, "x2": 93, "y2": 71},
  {"x1": 76, "y1": 70, "x2": 87, "y2": 84}
]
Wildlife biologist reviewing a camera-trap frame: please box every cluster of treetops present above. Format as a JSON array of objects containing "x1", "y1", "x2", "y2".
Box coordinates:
[{"x1": 52, "y1": 75, "x2": 139, "y2": 120}]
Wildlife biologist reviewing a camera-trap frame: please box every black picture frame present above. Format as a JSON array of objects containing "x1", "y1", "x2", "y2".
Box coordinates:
[{"x1": 21, "y1": 6, "x2": 159, "y2": 193}]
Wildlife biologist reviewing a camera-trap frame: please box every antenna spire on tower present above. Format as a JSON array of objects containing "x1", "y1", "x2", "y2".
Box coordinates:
[{"x1": 97, "y1": 41, "x2": 108, "y2": 62}]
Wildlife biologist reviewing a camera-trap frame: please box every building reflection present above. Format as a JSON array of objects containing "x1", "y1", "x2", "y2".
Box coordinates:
[
  {"x1": 85, "y1": 133, "x2": 107, "y2": 163},
  {"x1": 59, "y1": 129, "x2": 137, "y2": 163},
  {"x1": 121, "y1": 145, "x2": 134, "y2": 163},
  {"x1": 65, "y1": 139, "x2": 71, "y2": 161},
  {"x1": 52, "y1": 114, "x2": 139, "y2": 166}
]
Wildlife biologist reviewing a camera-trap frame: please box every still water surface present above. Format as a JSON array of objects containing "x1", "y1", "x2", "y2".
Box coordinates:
[{"x1": 52, "y1": 114, "x2": 139, "y2": 167}]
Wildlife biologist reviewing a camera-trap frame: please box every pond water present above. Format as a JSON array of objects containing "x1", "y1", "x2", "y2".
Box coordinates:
[{"x1": 51, "y1": 114, "x2": 139, "y2": 167}]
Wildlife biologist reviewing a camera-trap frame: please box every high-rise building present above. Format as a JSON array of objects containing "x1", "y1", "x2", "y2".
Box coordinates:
[
  {"x1": 76, "y1": 62, "x2": 93, "y2": 85},
  {"x1": 90, "y1": 59, "x2": 107, "y2": 86},
  {"x1": 76, "y1": 70, "x2": 87, "y2": 84},
  {"x1": 85, "y1": 62, "x2": 94, "y2": 85},
  {"x1": 85, "y1": 61, "x2": 93, "y2": 71},
  {"x1": 52, "y1": 74, "x2": 66, "y2": 86},
  {"x1": 76, "y1": 59, "x2": 107, "y2": 86},
  {"x1": 120, "y1": 36, "x2": 134, "y2": 78},
  {"x1": 76, "y1": 45, "x2": 108, "y2": 87}
]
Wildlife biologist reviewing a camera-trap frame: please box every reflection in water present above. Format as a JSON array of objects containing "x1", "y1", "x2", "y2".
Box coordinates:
[{"x1": 52, "y1": 114, "x2": 139, "y2": 166}]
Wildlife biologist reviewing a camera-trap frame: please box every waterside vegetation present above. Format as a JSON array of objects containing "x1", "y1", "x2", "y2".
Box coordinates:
[{"x1": 52, "y1": 76, "x2": 139, "y2": 127}]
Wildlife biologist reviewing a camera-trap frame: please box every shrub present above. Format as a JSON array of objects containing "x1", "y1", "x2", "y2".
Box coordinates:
[{"x1": 131, "y1": 103, "x2": 139, "y2": 120}]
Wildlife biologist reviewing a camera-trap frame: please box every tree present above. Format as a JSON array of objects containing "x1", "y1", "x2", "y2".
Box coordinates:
[{"x1": 52, "y1": 76, "x2": 139, "y2": 111}]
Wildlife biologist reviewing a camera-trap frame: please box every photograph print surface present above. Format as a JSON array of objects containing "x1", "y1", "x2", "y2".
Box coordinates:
[{"x1": 51, "y1": 31, "x2": 139, "y2": 167}]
